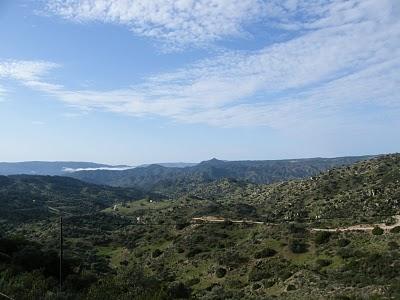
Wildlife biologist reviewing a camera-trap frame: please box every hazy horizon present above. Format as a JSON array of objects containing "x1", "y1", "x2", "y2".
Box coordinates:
[{"x1": 0, "y1": 152, "x2": 387, "y2": 167}]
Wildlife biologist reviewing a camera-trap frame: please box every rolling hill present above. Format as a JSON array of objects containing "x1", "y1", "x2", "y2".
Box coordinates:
[
  {"x1": 0, "y1": 175, "x2": 154, "y2": 223},
  {"x1": 70, "y1": 155, "x2": 375, "y2": 194},
  {"x1": 0, "y1": 154, "x2": 399, "y2": 299}
]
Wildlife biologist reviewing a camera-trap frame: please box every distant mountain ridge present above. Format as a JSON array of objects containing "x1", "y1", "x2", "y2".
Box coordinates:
[
  {"x1": 0, "y1": 161, "x2": 120, "y2": 176},
  {"x1": 0, "y1": 161, "x2": 198, "y2": 176},
  {"x1": 137, "y1": 162, "x2": 198, "y2": 168},
  {"x1": 70, "y1": 155, "x2": 376, "y2": 194}
]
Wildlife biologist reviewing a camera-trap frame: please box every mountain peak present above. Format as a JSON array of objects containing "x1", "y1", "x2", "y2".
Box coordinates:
[{"x1": 199, "y1": 158, "x2": 225, "y2": 166}]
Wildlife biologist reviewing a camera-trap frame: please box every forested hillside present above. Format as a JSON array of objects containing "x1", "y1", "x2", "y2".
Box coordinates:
[
  {"x1": 184, "y1": 154, "x2": 400, "y2": 223},
  {"x1": 0, "y1": 175, "x2": 154, "y2": 224},
  {"x1": 0, "y1": 155, "x2": 399, "y2": 299},
  {"x1": 70, "y1": 156, "x2": 373, "y2": 194}
]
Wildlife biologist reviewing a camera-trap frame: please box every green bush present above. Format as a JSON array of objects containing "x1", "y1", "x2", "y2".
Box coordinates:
[
  {"x1": 372, "y1": 226, "x2": 384, "y2": 235},
  {"x1": 337, "y1": 248, "x2": 356, "y2": 259},
  {"x1": 152, "y1": 249, "x2": 163, "y2": 258},
  {"x1": 186, "y1": 278, "x2": 200, "y2": 286},
  {"x1": 167, "y1": 282, "x2": 191, "y2": 299},
  {"x1": 316, "y1": 258, "x2": 332, "y2": 267},
  {"x1": 385, "y1": 217, "x2": 397, "y2": 226},
  {"x1": 175, "y1": 222, "x2": 190, "y2": 230},
  {"x1": 186, "y1": 248, "x2": 203, "y2": 258},
  {"x1": 287, "y1": 284, "x2": 296, "y2": 291},
  {"x1": 289, "y1": 240, "x2": 308, "y2": 254},
  {"x1": 314, "y1": 231, "x2": 331, "y2": 245},
  {"x1": 338, "y1": 239, "x2": 351, "y2": 247},
  {"x1": 248, "y1": 268, "x2": 269, "y2": 282},
  {"x1": 390, "y1": 226, "x2": 400, "y2": 233},
  {"x1": 287, "y1": 223, "x2": 306, "y2": 235},
  {"x1": 388, "y1": 241, "x2": 398, "y2": 250},
  {"x1": 218, "y1": 250, "x2": 249, "y2": 268},
  {"x1": 254, "y1": 248, "x2": 277, "y2": 259},
  {"x1": 215, "y1": 267, "x2": 227, "y2": 278}
]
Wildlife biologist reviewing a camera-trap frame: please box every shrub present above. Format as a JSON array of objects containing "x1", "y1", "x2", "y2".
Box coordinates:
[
  {"x1": 385, "y1": 217, "x2": 397, "y2": 226},
  {"x1": 316, "y1": 258, "x2": 332, "y2": 267},
  {"x1": 215, "y1": 267, "x2": 227, "y2": 278},
  {"x1": 119, "y1": 260, "x2": 128, "y2": 266},
  {"x1": 152, "y1": 249, "x2": 163, "y2": 258},
  {"x1": 372, "y1": 226, "x2": 384, "y2": 235},
  {"x1": 175, "y1": 222, "x2": 190, "y2": 230},
  {"x1": 187, "y1": 278, "x2": 200, "y2": 286},
  {"x1": 287, "y1": 284, "x2": 296, "y2": 291},
  {"x1": 390, "y1": 226, "x2": 400, "y2": 233},
  {"x1": 314, "y1": 231, "x2": 331, "y2": 245},
  {"x1": 248, "y1": 268, "x2": 269, "y2": 282},
  {"x1": 222, "y1": 220, "x2": 233, "y2": 227},
  {"x1": 254, "y1": 248, "x2": 277, "y2": 259},
  {"x1": 167, "y1": 282, "x2": 191, "y2": 299},
  {"x1": 336, "y1": 248, "x2": 355, "y2": 259},
  {"x1": 218, "y1": 250, "x2": 249, "y2": 268},
  {"x1": 288, "y1": 223, "x2": 306, "y2": 235},
  {"x1": 338, "y1": 238, "x2": 351, "y2": 247},
  {"x1": 388, "y1": 241, "x2": 398, "y2": 250},
  {"x1": 186, "y1": 248, "x2": 203, "y2": 258},
  {"x1": 289, "y1": 240, "x2": 308, "y2": 254}
]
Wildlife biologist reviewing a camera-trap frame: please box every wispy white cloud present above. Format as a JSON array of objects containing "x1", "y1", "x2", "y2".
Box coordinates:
[
  {"x1": 44, "y1": 0, "x2": 399, "y2": 50},
  {"x1": 4, "y1": 0, "x2": 400, "y2": 129},
  {"x1": 0, "y1": 60, "x2": 59, "y2": 81},
  {"x1": 45, "y1": 0, "x2": 266, "y2": 50},
  {"x1": 62, "y1": 166, "x2": 133, "y2": 172},
  {"x1": 0, "y1": 60, "x2": 59, "y2": 101}
]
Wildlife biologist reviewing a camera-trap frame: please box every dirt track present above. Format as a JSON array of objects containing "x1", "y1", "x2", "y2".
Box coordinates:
[
  {"x1": 311, "y1": 215, "x2": 400, "y2": 232},
  {"x1": 192, "y1": 215, "x2": 400, "y2": 233},
  {"x1": 191, "y1": 216, "x2": 264, "y2": 225}
]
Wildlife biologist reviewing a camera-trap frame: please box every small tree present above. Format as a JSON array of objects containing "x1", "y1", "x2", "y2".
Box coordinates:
[
  {"x1": 316, "y1": 258, "x2": 332, "y2": 267},
  {"x1": 168, "y1": 282, "x2": 191, "y2": 299},
  {"x1": 289, "y1": 240, "x2": 308, "y2": 254},
  {"x1": 388, "y1": 241, "x2": 398, "y2": 250},
  {"x1": 372, "y1": 226, "x2": 384, "y2": 235},
  {"x1": 390, "y1": 226, "x2": 400, "y2": 233},
  {"x1": 314, "y1": 231, "x2": 331, "y2": 245},
  {"x1": 338, "y1": 238, "x2": 351, "y2": 247},
  {"x1": 152, "y1": 249, "x2": 163, "y2": 258},
  {"x1": 215, "y1": 267, "x2": 227, "y2": 278},
  {"x1": 254, "y1": 248, "x2": 277, "y2": 259}
]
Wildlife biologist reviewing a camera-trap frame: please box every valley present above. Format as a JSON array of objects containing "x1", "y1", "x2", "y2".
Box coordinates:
[{"x1": 0, "y1": 154, "x2": 399, "y2": 299}]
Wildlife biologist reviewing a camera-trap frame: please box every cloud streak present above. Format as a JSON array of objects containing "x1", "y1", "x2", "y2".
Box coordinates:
[
  {"x1": 45, "y1": 0, "x2": 399, "y2": 50},
  {"x1": 3, "y1": 0, "x2": 400, "y2": 129},
  {"x1": 63, "y1": 166, "x2": 133, "y2": 172},
  {"x1": 46, "y1": 0, "x2": 267, "y2": 50},
  {"x1": 0, "y1": 60, "x2": 59, "y2": 81}
]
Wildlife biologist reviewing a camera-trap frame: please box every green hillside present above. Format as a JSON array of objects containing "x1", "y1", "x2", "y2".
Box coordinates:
[
  {"x1": 0, "y1": 175, "x2": 155, "y2": 224},
  {"x1": 183, "y1": 154, "x2": 400, "y2": 224},
  {"x1": 0, "y1": 155, "x2": 399, "y2": 299},
  {"x1": 71, "y1": 156, "x2": 373, "y2": 194}
]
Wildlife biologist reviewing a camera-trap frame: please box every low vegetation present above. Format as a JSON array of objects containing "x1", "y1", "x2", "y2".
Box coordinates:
[{"x1": 0, "y1": 154, "x2": 399, "y2": 299}]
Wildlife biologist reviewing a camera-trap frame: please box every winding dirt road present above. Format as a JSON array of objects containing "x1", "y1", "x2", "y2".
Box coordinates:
[
  {"x1": 192, "y1": 215, "x2": 400, "y2": 233},
  {"x1": 311, "y1": 215, "x2": 400, "y2": 232},
  {"x1": 191, "y1": 216, "x2": 264, "y2": 225}
]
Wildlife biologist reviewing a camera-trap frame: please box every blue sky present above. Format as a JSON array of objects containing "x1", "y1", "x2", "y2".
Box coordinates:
[{"x1": 0, "y1": 0, "x2": 399, "y2": 165}]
